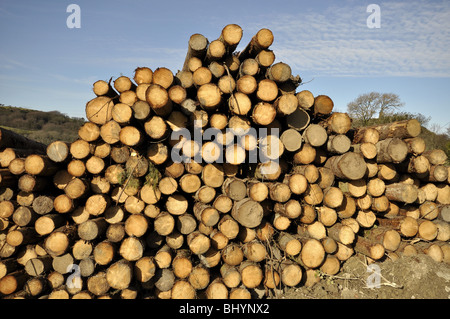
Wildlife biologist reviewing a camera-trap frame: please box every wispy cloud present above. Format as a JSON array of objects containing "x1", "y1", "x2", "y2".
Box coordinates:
[{"x1": 257, "y1": 0, "x2": 450, "y2": 78}]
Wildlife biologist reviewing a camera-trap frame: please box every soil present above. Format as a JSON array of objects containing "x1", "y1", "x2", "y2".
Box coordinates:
[{"x1": 277, "y1": 254, "x2": 450, "y2": 299}]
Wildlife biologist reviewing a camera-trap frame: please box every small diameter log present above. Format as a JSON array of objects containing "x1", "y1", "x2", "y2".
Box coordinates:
[
  {"x1": 352, "y1": 127, "x2": 380, "y2": 144},
  {"x1": 284, "y1": 173, "x2": 308, "y2": 195},
  {"x1": 280, "y1": 129, "x2": 302, "y2": 153},
  {"x1": 106, "y1": 259, "x2": 133, "y2": 290},
  {"x1": 274, "y1": 199, "x2": 302, "y2": 219},
  {"x1": 285, "y1": 107, "x2": 310, "y2": 131},
  {"x1": 320, "y1": 112, "x2": 352, "y2": 134},
  {"x1": 239, "y1": 261, "x2": 263, "y2": 289},
  {"x1": 351, "y1": 142, "x2": 377, "y2": 160},
  {"x1": 78, "y1": 218, "x2": 108, "y2": 241},
  {"x1": 280, "y1": 261, "x2": 302, "y2": 287},
  {"x1": 242, "y1": 241, "x2": 267, "y2": 262},
  {"x1": 323, "y1": 187, "x2": 344, "y2": 209},
  {"x1": 278, "y1": 232, "x2": 302, "y2": 256},
  {"x1": 35, "y1": 214, "x2": 66, "y2": 236},
  {"x1": 24, "y1": 154, "x2": 58, "y2": 176},
  {"x1": 154, "y1": 211, "x2": 175, "y2": 236},
  {"x1": 313, "y1": 95, "x2": 334, "y2": 116},
  {"x1": 247, "y1": 181, "x2": 269, "y2": 203},
  {"x1": 299, "y1": 238, "x2": 326, "y2": 269},
  {"x1": 119, "y1": 237, "x2": 144, "y2": 262},
  {"x1": 194, "y1": 202, "x2": 220, "y2": 227},
  {"x1": 222, "y1": 177, "x2": 246, "y2": 201},
  {"x1": 303, "y1": 124, "x2": 328, "y2": 148},
  {"x1": 12, "y1": 206, "x2": 37, "y2": 227},
  {"x1": 324, "y1": 152, "x2": 367, "y2": 181},
  {"x1": 376, "y1": 216, "x2": 418, "y2": 237},
  {"x1": 365, "y1": 226, "x2": 401, "y2": 252},
  {"x1": 218, "y1": 215, "x2": 240, "y2": 240},
  {"x1": 327, "y1": 134, "x2": 351, "y2": 154},
  {"x1": 354, "y1": 236, "x2": 385, "y2": 260},
  {"x1": 238, "y1": 28, "x2": 274, "y2": 61},
  {"x1": 187, "y1": 231, "x2": 210, "y2": 255},
  {"x1": 0, "y1": 271, "x2": 28, "y2": 296},
  {"x1": 46, "y1": 141, "x2": 70, "y2": 163},
  {"x1": 327, "y1": 223, "x2": 355, "y2": 245},
  {"x1": 197, "y1": 83, "x2": 222, "y2": 111},
  {"x1": 418, "y1": 220, "x2": 438, "y2": 241},
  {"x1": 384, "y1": 183, "x2": 418, "y2": 204},
  {"x1": 376, "y1": 138, "x2": 408, "y2": 164}
]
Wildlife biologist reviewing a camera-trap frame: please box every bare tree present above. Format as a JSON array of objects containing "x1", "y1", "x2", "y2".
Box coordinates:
[{"x1": 347, "y1": 92, "x2": 404, "y2": 126}]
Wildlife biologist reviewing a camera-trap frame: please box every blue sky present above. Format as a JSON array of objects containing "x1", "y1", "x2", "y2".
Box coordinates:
[{"x1": 1, "y1": 0, "x2": 449, "y2": 131}]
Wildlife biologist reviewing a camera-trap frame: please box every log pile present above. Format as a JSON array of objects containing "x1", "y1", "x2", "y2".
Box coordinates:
[{"x1": 1, "y1": 24, "x2": 449, "y2": 299}]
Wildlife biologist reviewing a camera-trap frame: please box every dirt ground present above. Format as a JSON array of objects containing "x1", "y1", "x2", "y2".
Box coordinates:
[{"x1": 278, "y1": 254, "x2": 450, "y2": 299}]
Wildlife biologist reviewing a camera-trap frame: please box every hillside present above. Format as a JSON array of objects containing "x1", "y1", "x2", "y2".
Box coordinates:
[{"x1": 0, "y1": 104, "x2": 85, "y2": 145}]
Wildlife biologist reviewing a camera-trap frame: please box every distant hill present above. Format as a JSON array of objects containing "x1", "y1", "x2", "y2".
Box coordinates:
[{"x1": 0, "y1": 104, "x2": 86, "y2": 145}]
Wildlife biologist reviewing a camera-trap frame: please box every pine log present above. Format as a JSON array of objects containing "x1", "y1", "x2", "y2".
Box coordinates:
[
  {"x1": 324, "y1": 152, "x2": 367, "y2": 181},
  {"x1": 285, "y1": 107, "x2": 310, "y2": 131},
  {"x1": 422, "y1": 149, "x2": 448, "y2": 166},
  {"x1": 298, "y1": 238, "x2": 326, "y2": 269},
  {"x1": 376, "y1": 138, "x2": 408, "y2": 163},
  {"x1": 303, "y1": 124, "x2": 328, "y2": 148},
  {"x1": 376, "y1": 216, "x2": 418, "y2": 237},
  {"x1": 384, "y1": 183, "x2": 418, "y2": 204},
  {"x1": 403, "y1": 137, "x2": 426, "y2": 155},
  {"x1": 46, "y1": 141, "x2": 70, "y2": 163},
  {"x1": 365, "y1": 226, "x2": 401, "y2": 252},
  {"x1": 0, "y1": 128, "x2": 46, "y2": 153},
  {"x1": 354, "y1": 235, "x2": 385, "y2": 260},
  {"x1": 313, "y1": 95, "x2": 334, "y2": 116}
]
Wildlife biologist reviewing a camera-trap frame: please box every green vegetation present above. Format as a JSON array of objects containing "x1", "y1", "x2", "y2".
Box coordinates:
[{"x1": 0, "y1": 104, "x2": 85, "y2": 145}]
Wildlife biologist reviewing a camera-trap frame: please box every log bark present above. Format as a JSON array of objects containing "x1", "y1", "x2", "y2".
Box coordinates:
[
  {"x1": 0, "y1": 128, "x2": 46, "y2": 153},
  {"x1": 354, "y1": 236, "x2": 385, "y2": 260},
  {"x1": 384, "y1": 183, "x2": 418, "y2": 204}
]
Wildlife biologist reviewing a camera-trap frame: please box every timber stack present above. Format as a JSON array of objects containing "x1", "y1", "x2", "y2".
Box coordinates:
[{"x1": 0, "y1": 24, "x2": 449, "y2": 299}]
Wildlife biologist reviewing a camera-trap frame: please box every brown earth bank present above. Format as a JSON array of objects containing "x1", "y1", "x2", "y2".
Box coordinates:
[{"x1": 279, "y1": 254, "x2": 450, "y2": 299}]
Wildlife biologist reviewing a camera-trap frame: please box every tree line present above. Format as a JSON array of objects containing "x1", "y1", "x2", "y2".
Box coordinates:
[{"x1": 0, "y1": 104, "x2": 85, "y2": 145}]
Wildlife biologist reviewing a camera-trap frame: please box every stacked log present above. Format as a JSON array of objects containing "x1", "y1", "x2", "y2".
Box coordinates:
[{"x1": 0, "y1": 24, "x2": 449, "y2": 299}]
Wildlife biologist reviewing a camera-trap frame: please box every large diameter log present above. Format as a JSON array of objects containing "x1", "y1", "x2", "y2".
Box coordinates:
[
  {"x1": 324, "y1": 152, "x2": 367, "y2": 181},
  {"x1": 422, "y1": 149, "x2": 448, "y2": 166},
  {"x1": 376, "y1": 138, "x2": 408, "y2": 163},
  {"x1": 231, "y1": 198, "x2": 264, "y2": 228},
  {"x1": 85, "y1": 96, "x2": 114, "y2": 125},
  {"x1": 384, "y1": 183, "x2": 418, "y2": 204},
  {"x1": 0, "y1": 128, "x2": 46, "y2": 153}
]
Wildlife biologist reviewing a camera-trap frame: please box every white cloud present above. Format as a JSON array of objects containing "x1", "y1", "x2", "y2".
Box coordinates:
[{"x1": 257, "y1": 0, "x2": 450, "y2": 78}]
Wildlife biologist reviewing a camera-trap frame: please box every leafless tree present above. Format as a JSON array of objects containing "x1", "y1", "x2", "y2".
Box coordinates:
[{"x1": 347, "y1": 92, "x2": 404, "y2": 126}]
